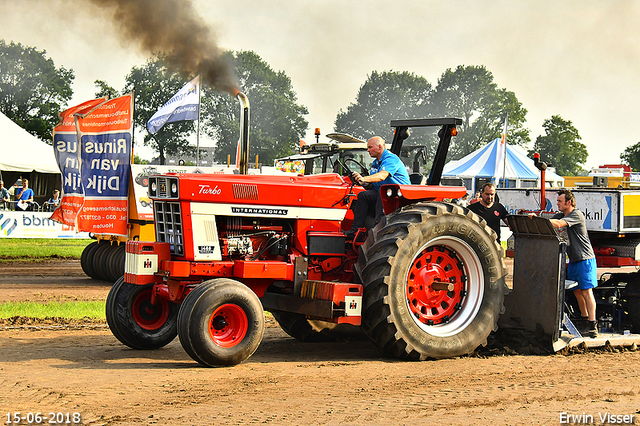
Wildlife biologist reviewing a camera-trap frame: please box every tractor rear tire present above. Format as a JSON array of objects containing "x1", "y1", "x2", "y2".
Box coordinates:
[
  {"x1": 177, "y1": 279, "x2": 265, "y2": 367},
  {"x1": 94, "y1": 243, "x2": 115, "y2": 282},
  {"x1": 90, "y1": 242, "x2": 113, "y2": 281},
  {"x1": 80, "y1": 241, "x2": 100, "y2": 279},
  {"x1": 105, "y1": 277, "x2": 178, "y2": 349},
  {"x1": 103, "y1": 244, "x2": 125, "y2": 282},
  {"x1": 356, "y1": 202, "x2": 507, "y2": 360},
  {"x1": 271, "y1": 311, "x2": 364, "y2": 342},
  {"x1": 110, "y1": 244, "x2": 126, "y2": 282}
]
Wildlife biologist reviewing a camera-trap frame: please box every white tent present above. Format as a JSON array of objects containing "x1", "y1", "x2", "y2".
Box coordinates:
[
  {"x1": 0, "y1": 112, "x2": 60, "y2": 173},
  {"x1": 0, "y1": 112, "x2": 61, "y2": 205},
  {"x1": 443, "y1": 137, "x2": 564, "y2": 194}
]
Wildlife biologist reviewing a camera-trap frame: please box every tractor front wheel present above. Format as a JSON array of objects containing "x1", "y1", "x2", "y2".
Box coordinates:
[
  {"x1": 177, "y1": 279, "x2": 265, "y2": 367},
  {"x1": 356, "y1": 202, "x2": 508, "y2": 360},
  {"x1": 106, "y1": 277, "x2": 178, "y2": 349}
]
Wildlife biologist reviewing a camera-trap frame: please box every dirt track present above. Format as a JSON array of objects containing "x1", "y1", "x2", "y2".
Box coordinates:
[{"x1": 1, "y1": 261, "x2": 639, "y2": 426}]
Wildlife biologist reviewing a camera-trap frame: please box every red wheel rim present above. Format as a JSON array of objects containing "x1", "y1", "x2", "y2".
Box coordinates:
[
  {"x1": 406, "y1": 245, "x2": 465, "y2": 325},
  {"x1": 132, "y1": 289, "x2": 170, "y2": 330},
  {"x1": 208, "y1": 304, "x2": 248, "y2": 348}
]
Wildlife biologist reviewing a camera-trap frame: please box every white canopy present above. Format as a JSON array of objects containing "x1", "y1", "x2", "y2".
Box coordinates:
[{"x1": 0, "y1": 112, "x2": 60, "y2": 174}]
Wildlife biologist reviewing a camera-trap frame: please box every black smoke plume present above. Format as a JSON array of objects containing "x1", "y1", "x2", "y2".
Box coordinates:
[{"x1": 90, "y1": 0, "x2": 239, "y2": 94}]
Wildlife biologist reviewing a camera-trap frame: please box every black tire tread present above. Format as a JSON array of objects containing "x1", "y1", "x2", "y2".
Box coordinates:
[
  {"x1": 80, "y1": 241, "x2": 101, "y2": 278},
  {"x1": 356, "y1": 201, "x2": 508, "y2": 360},
  {"x1": 89, "y1": 242, "x2": 113, "y2": 280},
  {"x1": 105, "y1": 279, "x2": 178, "y2": 350},
  {"x1": 177, "y1": 279, "x2": 265, "y2": 367}
]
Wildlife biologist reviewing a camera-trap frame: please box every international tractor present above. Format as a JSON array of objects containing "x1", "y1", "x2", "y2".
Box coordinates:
[{"x1": 106, "y1": 93, "x2": 509, "y2": 366}]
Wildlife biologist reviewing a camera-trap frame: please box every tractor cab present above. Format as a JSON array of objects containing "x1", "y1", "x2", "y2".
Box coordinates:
[
  {"x1": 389, "y1": 118, "x2": 462, "y2": 187},
  {"x1": 274, "y1": 133, "x2": 373, "y2": 176}
]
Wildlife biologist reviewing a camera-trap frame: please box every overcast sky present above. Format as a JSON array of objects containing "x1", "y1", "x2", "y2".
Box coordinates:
[{"x1": 1, "y1": 0, "x2": 639, "y2": 168}]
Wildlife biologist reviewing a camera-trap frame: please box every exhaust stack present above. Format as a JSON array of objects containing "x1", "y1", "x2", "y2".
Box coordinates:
[{"x1": 237, "y1": 92, "x2": 250, "y2": 175}]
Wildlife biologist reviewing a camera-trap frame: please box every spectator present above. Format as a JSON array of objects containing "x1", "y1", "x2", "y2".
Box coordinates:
[
  {"x1": 0, "y1": 180, "x2": 10, "y2": 209},
  {"x1": 15, "y1": 179, "x2": 34, "y2": 211},
  {"x1": 468, "y1": 183, "x2": 509, "y2": 242},
  {"x1": 549, "y1": 189, "x2": 598, "y2": 338},
  {"x1": 44, "y1": 189, "x2": 61, "y2": 211},
  {"x1": 469, "y1": 191, "x2": 481, "y2": 204},
  {"x1": 456, "y1": 193, "x2": 469, "y2": 207}
]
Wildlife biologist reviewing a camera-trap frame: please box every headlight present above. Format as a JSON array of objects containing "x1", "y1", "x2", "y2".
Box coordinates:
[
  {"x1": 171, "y1": 182, "x2": 178, "y2": 196},
  {"x1": 397, "y1": 189, "x2": 403, "y2": 198},
  {"x1": 149, "y1": 178, "x2": 157, "y2": 197},
  {"x1": 386, "y1": 188, "x2": 394, "y2": 197}
]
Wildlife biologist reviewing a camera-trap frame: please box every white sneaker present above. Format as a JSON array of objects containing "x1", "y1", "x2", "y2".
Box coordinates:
[{"x1": 565, "y1": 280, "x2": 578, "y2": 290}]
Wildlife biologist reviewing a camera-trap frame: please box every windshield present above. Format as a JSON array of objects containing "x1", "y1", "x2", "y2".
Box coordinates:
[
  {"x1": 396, "y1": 127, "x2": 445, "y2": 177},
  {"x1": 329, "y1": 149, "x2": 374, "y2": 175},
  {"x1": 275, "y1": 148, "x2": 376, "y2": 175}
]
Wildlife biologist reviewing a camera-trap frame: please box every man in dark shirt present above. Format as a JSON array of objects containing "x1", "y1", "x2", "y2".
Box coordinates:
[{"x1": 467, "y1": 182, "x2": 508, "y2": 242}]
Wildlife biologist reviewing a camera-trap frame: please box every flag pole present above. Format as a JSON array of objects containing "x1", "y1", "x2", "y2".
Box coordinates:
[
  {"x1": 196, "y1": 78, "x2": 201, "y2": 167},
  {"x1": 500, "y1": 113, "x2": 508, "y2": 188}
]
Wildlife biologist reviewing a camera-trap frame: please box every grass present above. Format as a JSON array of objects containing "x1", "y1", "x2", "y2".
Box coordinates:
[
  {"x1": 0, "y1": 301, "x2": 105, "y2": 319},
  {"x1": 0, "y1": 238, "x2": 94, "y2": 261}
]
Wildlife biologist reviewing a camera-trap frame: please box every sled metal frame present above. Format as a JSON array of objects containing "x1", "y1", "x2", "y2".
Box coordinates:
[
  {"x1": 502, "y1": 215, "x2": 640, "y2": 351},
  {"x1": 500, "y1": 215, "x2": 569, "y2": 351}
]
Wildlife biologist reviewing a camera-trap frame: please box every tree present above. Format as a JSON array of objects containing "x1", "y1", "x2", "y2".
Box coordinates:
[
  {"x1": 94, "y1": 80, "x2": 118, "y2": 100},
  {"x1": 334, "y1": 71, "x2": 432, "y2": 140},
  {"x1": 123, "y1": 55, "x2": 197, "y2": 165},
  {"x1": 133, "y1": 154, "x2": 149, "y2": 165},
  {"x1": 621, "y1": 142, "x2": 640, "y2": 171},
  {"x1": 0, "y1": 40, "x2": 74, "y2": 142},
  {"x1": 529, "y1": 115, "x2": 587, "y2": 176},
  {"x1": 201, "y1": 51, "x2": 308, "y2": 165},
  {"x1": 431, "y1": 65, "x2": 530, "y2": 159}
]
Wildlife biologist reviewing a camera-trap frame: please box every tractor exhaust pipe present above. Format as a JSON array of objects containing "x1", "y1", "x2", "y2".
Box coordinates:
[{"x1": 237, "y1": 92, "x2": 250, "y2": 174}]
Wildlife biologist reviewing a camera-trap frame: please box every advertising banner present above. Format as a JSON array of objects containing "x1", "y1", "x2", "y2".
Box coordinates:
[
  {"x1": 51, "y1": 98, "x2": 106, "y2": 228},
  {"x1": 499, "y1": 188, "x2": 621, "y2": 232},
  {"x1": 0, "y1": 211, "x2": 89, "y2": 239},
  {"x1": 51, "y1": 95, "x2": 133, "y2": 236}
]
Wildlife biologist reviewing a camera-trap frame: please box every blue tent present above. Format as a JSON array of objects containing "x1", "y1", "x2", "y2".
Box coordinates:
[{"x1": 443, "y1": 138, "x2": 564, "y2": 193}]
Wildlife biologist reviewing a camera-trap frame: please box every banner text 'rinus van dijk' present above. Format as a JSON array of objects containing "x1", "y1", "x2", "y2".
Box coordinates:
[{"x1": 51, "y1": 95, "x2": 133, "y2": 236}]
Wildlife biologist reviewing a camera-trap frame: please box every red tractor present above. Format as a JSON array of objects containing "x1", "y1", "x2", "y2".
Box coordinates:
[{"x1": 106, "y1": 94, "x2": 507, "y2": 366}]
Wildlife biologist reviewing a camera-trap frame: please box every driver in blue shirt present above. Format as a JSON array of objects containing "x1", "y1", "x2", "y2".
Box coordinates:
[{"x1": 345, "y1": 136, "x2": 410, "y2": 237}]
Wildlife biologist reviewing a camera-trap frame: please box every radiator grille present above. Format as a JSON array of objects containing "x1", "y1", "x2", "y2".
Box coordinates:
[
  {"x1": 232, "y1": 183, "x2": 259, "y2": 200},
  {"x1": 154, "y1": 201, "x2": 184, "y2": 256},
  {"x1": 204, "y1": 220, "x2": 217, "y2": 241}
]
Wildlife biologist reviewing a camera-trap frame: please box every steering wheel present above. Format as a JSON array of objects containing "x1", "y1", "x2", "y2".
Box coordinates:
[
  {"x1": 344, "y1": 158, "x2": 369, "y2": 177},
  {"x1": 335, "y1": 158, "x2": 358, "y2": 185}
]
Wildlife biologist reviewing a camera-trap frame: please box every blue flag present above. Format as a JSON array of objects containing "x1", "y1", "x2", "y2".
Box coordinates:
[{"x1": 147, "y1": 76, "x2": 200, "y2": 134}]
